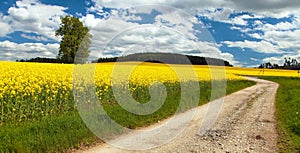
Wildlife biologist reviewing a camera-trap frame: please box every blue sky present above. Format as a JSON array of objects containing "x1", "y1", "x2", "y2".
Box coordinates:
[{"x1": 0, "y1": 0, "x2": 300, "y2": 67}]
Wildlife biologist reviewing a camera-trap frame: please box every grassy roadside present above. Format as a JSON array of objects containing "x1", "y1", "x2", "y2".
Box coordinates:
[
  {"x1": 0, "y1": 112, "x2": 97, "y2": 153},
  {"x1": 99, "y1": 80, "x2": 255, "y2": 130},
  {"x1": 260, "y1": 77, "x2": 300, "y2": 153},
  {"x1": 0, "y1": 80, "x2": 255, "y2": 152}
]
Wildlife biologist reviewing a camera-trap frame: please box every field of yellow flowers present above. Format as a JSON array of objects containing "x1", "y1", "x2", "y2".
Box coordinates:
[{"x1": 0, "y1": 61, "x2": 299, "y2": 125}]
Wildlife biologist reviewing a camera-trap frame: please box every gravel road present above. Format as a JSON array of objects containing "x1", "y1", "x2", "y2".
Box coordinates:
[{"x1": 76, "y1": 77, "x2": 279, "y2": 153}]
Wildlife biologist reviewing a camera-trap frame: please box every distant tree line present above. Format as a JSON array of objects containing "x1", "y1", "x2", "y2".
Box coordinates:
[
  {"x1": 93, "y1": 52, "x2": 233, "y2": 66},
  {"x1": 16, "y1": 57, "x2": 61, "y2": 63},
  {"x1": 259, "y1": 57, "x2": 300, "y2": 70},
  {"x1": 18, "y1": 52, "x2": 233, "y2": 66},
  {"x1": 258, "y1": 62, "x2": 280, "y2": 69}
]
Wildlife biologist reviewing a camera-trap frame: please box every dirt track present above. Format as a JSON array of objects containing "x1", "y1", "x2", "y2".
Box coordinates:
[{"x1": 77, "y1": 77, "x2": 279, "y2": 153}]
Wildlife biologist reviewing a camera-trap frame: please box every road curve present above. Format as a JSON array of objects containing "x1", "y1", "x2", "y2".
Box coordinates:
[{"x1": 76, "y1": 77, "x2": 279, "y2": 153}]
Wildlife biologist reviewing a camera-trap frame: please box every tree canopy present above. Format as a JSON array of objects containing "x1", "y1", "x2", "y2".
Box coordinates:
[{"x1": 55, "y1": 15, "x2": 92, "y2": 63}]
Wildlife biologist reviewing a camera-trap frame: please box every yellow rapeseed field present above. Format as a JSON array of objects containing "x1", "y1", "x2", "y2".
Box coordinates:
[
  {"x1": 226, "y1": 66, "x2": 300, "y2": 77},
  {"x1": 0, "y1": 61, "x2": 298, "y2": 124}
]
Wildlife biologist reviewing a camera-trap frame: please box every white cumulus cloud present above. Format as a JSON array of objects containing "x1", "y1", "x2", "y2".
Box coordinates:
[
  {"x1": 5, "y1": 0, "x2": 67, "y2": 41},
  {"x1": 0, "y1": 40, "x2": 59, "y2": 61},
  {"x1": 223, "y1": 40, "x2": 282, "y2": 54}
]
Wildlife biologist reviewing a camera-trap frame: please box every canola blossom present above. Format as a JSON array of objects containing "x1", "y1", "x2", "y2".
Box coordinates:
[{"x1": 0, "y1": 61, "x2": 298, "y2": 124}]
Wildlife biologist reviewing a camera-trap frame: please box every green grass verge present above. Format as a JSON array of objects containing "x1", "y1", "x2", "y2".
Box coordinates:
[
  {"x1": 260, "y1": 77, "x2": 300, "y2": 153},
  {"x1": 0, "y1": 80, "x2": 255, "y2": 152},
  {"x1": 0, "y1": 112, "x2": 97, "y2": 153},
  {"x1": 102, "y1": 80, "x2": 255, "y2": 129}
]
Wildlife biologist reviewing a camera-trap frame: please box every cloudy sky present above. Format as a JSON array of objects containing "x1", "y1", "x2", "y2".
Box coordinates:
[{"x1": 0, "y1": 0, "x2": 300, "y2": 67}]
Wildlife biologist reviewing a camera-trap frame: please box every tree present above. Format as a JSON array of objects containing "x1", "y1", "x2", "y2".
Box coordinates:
[
  {"x1": 55, "y1": 15, "x2": 92, "y2": 63},
  {"x1": 284, "y1": 57, "x2": 299, "y2": 67},
  {"x1": 258, "y1": 62, "x2": 278, "y2": 69}
]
